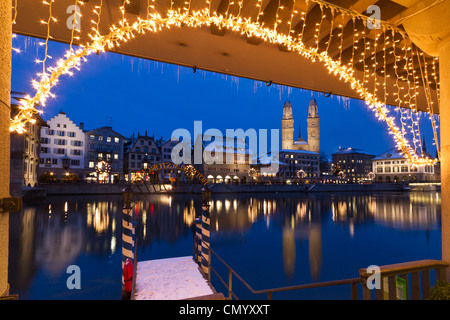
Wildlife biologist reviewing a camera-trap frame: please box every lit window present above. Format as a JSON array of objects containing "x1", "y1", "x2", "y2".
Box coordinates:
[
  {"x1": 114, "y1": 154, "x2": 119, "y2": 160},
  {"x1": 115, "y1": 137, "x2": 119, "y2": 143},
  {"x1": 107, "y1": 137, "x2": 111, "y2": 142},
  {"x1": 89, "y1": 161, "x2": 94, "y2": 168}
]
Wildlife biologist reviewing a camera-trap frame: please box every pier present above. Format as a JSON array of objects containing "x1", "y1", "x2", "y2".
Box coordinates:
[{"x1": 133, "y1": 256, "x2": 223, "y2": 300}]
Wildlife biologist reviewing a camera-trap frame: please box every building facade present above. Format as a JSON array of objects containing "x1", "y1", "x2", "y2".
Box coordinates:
[
  {"x1": 372, "y1": 148, "x2": 440, "y2": 183},
  {"x1": 282, "y1": 98, "x2": 320, "y2": 154},
  {"x1": 195, "y1": 135, "x2": 254, "y2": 184},
  {"x1": 39, "y1": 111, "x2": 86, "y2": 180},
  {"x1": 10, "y1": 102, "x2": 48, "y2": 195},
  {"x1": 160, "y1": 138, "x2": 180, "y2": 163},
  {"x1": 124, "y1": 133, "x2": 161, "y2": 181},
  {"x1": 332, "y1": 147, "x2": 375, "y2": 183},
  {"x1": 85, "y1": 126, "x2": 126, "y2": 182},
  {"x1": 278, "y1": 149, "x2": 321, "y2": 183}
]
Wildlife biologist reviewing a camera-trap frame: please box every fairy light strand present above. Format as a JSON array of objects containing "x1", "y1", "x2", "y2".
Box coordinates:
[{"x1": 10, "y1": 7, "x2": 439, "y2": 167}]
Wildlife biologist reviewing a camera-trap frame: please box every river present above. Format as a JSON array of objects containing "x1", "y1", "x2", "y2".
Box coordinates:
[{"x1": 7, "y1": 191, "x2": 441, "y2": 300}]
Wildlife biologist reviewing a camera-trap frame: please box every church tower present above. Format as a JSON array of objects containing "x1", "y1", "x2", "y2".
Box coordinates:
[
  {"x1": 282, "y1": 100, "x2": 294, "y2": 150},
  {"x1": 307, "y1": 99, "x2": 320, "y2": 153}
]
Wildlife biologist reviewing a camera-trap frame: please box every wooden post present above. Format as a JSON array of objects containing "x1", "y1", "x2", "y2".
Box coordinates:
[
  {"x1": 121, "y1": 189, "x2": 135, "y2": 299},
  {"x1": 0, "y1": 0, "x2": 12, "y2": 298},
  {"x1": 201, "y1": 202, "x2": 210, "y2": 278},
  {"x1": 440, "y1": 37, "x2": 450, "y2": 282},
  {"x1": 201, "y1": 188, "x2": 211, "y2": 279}
]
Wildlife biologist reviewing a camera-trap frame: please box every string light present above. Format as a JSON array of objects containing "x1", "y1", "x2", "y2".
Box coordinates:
[{"x1": 9, "y1": 4, "x2": 439, "y2": 167}]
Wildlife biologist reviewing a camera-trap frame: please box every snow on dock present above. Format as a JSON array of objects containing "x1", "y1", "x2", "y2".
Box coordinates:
[{"x1": 133, "y1": 256, "x2": 215, "y2": 300}]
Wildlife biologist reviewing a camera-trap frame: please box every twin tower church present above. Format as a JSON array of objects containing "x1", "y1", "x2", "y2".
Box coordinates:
[{"x1": 281, "y1": 98, "x2": 320, "y2": 154}]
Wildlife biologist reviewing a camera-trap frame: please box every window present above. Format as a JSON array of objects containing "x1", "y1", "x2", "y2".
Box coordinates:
[
  {"x1": 55, "y1": 139, "x2": 66, "y2": 145},
  {"x1": 114, "y1": 137, "x2": 119, "y2": 143},
  {"x1": 89, "y1": 161, "x2": 95, "y2": 168},
  {"x1": 107, "y1": 137, "x2": 112, "y2": 142},
  {"x1": 41, "y1": 137, "x2": 49, "y2": 144},
  {"x1": 98, "y1": 153, "x2": 103, "y2": 160},
  {"x1": 131, "y1": 154, "x2": 135, "y2": 160},
  {"x1": 52, "y1": 158, "x2": 58, "y2": 164},
  {"x1": 71, "y1": 160, "x2": 80, "y2": 166},
  {"x1": 48, "y1": 130, "x2": 55, "y2": 135},
  {"x1": 57, "y1": 130, "x2": 65, "y2": 136},
  {"x1": 68, "y1": 132, "x2": 76, "y2": 137},
  {"x1": 72, "y1": 140, "x2": 83, "y2": 147},
  {"x1": 71, "y1": 150, "x2": 82, "y2": 156},
  {"x1": 98, "y1": 136, "x2": 103, "y2": 141},
  {"x1": 114, "y1": 154, "x2": 119, "y2": 160},
  {"x1": 90, "y1": 135, "x2": 95, "y2": 140}
]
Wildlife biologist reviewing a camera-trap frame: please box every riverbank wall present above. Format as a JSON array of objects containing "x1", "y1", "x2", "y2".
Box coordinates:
[{"x1": 33, "y1": 182, "x2": 414, "y2": 197}]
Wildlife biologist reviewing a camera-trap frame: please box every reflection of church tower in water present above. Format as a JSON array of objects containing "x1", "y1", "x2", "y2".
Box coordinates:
[{"x1": 281, "y1": 98, "x2": 320, "y2": 154}]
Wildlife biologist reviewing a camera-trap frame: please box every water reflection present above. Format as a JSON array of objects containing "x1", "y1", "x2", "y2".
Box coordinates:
[{"x1": 8, "y1": 192, "x2": 441, "y2": 299}]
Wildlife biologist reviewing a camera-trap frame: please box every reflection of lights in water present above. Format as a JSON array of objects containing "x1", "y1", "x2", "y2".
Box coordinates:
[
  {"x1": 233, "y1": 199, "x2": 237, "y2": 211},
  {"x1": 297, "y1": 202, "x2": 307, "y2": 219},
  {"x1": 111, "y1": 235, "x2": 116, "y2": 254},
  {"x1": 216, "y1": 200, "x2": 222, "y2": 212},
  {"x1": 87, "y1": 203, "x2": 110, "y2": 234},
  {"x1": 225, "y1": 200, "x2": 231, "y2": 212},
  {"x1": 349, "y1": 220, "x2": 354, "y2": 238},
  {"x1": 183, "y1": 205, "x2": 195, "y2": 227},
  {"x1": 64, "y1": 202, "x2": 68, "y2": 213}
]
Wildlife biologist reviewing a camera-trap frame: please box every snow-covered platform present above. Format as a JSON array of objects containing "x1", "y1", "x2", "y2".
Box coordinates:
[{"x1": 133, "y1": 256, "x2": 220, "y2": 300}]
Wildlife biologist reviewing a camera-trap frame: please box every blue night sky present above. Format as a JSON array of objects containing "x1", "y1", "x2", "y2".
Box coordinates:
[{"x1": 11, "y1": 35, "x2": 439, "y2": 160}]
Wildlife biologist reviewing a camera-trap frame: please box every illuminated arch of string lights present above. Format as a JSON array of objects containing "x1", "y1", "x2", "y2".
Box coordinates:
[{"x1": 10, "y1": 0, "x2": 441, "y2": 167}]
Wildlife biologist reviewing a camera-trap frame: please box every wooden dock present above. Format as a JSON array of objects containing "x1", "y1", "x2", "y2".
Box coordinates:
[{"x1": 132, "y1": 256, "x2": 224, "y2": 300}]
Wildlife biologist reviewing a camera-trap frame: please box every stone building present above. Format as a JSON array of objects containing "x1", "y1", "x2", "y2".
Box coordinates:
[
  {"x1": 332, "y1": 147, "x2": 375, "y2": 183},
  {"x1": 10, "y1": 100, "x2": 48, "y2": 196},
  {"x1": 85, "y1": 126, "x2": 126, "y2": 182},
  {"x1": 124, "y1": 132, "x2": 161, "y2": 181},
  {"x1": 372, "y1": 148, "x2": 440, "y2": 183},
  {"x1": 194, "y1": 134, "x2": 254, "y2": 184},
  {"x1": 282, "y1": 98, "x2": 320, "y2": 154},
  {"x1": 39, "y1": 111, "x2": 85, "y2": 180}
]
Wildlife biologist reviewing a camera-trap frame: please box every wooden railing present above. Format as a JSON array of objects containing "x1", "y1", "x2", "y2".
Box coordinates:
[
  {"x1": 194, "y1": 236, "x2": 449, "y2": 300},
  {"x1": 359, "y1": 260, "x2": 449, "y2": 300}
]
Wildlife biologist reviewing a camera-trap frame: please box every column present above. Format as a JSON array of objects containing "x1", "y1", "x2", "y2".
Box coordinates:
[
  {"x1": 439, "y1": 37, "x2": 450, "y2": 281},
  {"x1": 0, "y1": 0, "x2": 11, "y2": 298}
]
